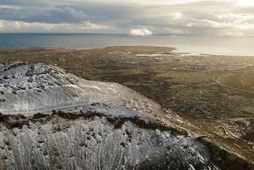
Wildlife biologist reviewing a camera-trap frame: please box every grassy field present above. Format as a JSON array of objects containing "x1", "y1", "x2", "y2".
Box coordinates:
[{"x1": 0, "y1": 46, "x2": 254, "y2": 167}]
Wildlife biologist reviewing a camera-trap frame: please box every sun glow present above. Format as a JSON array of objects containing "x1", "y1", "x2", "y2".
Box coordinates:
[{"x1": 237, "y1": 0, "x2": 254, "y2": 6}]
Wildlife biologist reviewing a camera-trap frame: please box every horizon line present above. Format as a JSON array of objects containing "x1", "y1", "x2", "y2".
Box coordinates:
[{"x1": 0, "y1": 32, "x2": 253, "y2": 37}]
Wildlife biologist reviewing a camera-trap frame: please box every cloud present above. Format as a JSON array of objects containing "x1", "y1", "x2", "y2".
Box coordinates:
[
  {"x1": 0, "y1": 20, "x2": 110, "y2": 32},
  {"x1": 0, "y1": 0, "x2": 254, "y2": 36},
  {"x1": 237, "y1": 0, "x2": 254, "y2": 7},
  {"x1": 130, "y1": 28, "x2": 152, "y2": 36},
  {"x1": 0, "y1": 5, "x2": 21, "y2": 9},
  {"x1": 0, "y1": 22, "x2": 3, "y2": 30},
  {"x1": 81, "y1": 22, "x2": 109, "y2": 29}
]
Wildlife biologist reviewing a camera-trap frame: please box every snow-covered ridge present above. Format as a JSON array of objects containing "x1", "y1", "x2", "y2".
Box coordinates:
[
  {"x1": 0, "y1": 62, "x2": 161, "y2": 118},
  {"x1": 0, "y1": 62, "x2": 218, "y2": 169}
]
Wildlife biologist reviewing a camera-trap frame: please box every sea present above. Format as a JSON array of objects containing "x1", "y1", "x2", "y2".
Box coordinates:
[{"x1": 0, "y1": 33, "x2": 254, "y2": 56}]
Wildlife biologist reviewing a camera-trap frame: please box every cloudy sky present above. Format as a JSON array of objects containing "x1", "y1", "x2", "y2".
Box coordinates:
[{"x1": 0, "y1": 0, "x2": 254, "y2": 36}]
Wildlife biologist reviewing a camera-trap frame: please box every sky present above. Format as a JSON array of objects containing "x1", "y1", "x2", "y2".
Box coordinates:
[{"x1": 0, "y1": 0, "x2": 254, "y2": 36}]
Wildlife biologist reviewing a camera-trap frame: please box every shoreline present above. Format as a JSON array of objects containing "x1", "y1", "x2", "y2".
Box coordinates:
[{"x1": 1, "y1": 46, "x2": 254, "y2": 57}]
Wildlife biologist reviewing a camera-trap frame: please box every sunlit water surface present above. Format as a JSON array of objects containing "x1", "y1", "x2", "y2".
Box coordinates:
[{"x1": 0, "y1": 34, "x2": 253, "y2": 56}]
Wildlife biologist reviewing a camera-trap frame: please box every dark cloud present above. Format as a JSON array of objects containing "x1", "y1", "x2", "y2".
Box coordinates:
[
  {"x1": 0, "y1": 0, "x2": 253, "y2": 35},
  {"x1": 0, "y1": 6, "x2": 87, "y2": 23}
]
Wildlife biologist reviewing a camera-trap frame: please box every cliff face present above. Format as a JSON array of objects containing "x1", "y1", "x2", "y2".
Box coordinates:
[{"x1": 0, "y1": 62, "x2": 217, "y2": 170}]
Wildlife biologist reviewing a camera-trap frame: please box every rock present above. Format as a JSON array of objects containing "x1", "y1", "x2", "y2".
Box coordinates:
[
  {"x1": 0, "y1": 62, "x2": 161, "y2": 119},
  {"x1": 0, "y1": 62, "x2": 218, "y2": 169}
]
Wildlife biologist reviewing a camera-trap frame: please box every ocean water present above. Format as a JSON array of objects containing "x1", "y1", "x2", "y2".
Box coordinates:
[{"x1": 0, "y1": 33, "x2": 254, "y2": 56}]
